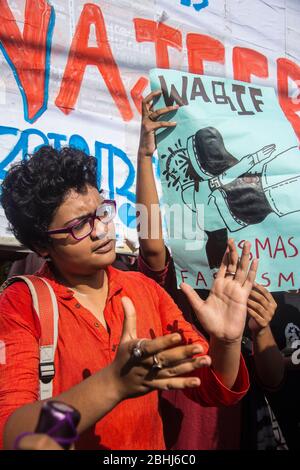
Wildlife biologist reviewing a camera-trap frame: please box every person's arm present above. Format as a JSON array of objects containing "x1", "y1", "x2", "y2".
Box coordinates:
[
  {"x1": 247, "y1": 285, "x2": 285, "y2": 389},
  {"x1": 3, "y1": 297, "x2": 207, "y2": 450},
  {"x1": 136, "y1": 90, "x2": 178, "y2": 271},
  {"x1": 150, "y1": 258, "x2": 249, "y2": 406},
  {"x1": 181, "y1": 239, "x2": 257, "y2": 390},
  {"x1": 214, "y1": 144, "x2": 276, "y2": 187}
]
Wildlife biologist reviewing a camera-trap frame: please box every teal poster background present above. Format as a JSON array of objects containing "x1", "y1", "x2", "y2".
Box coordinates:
[{"x1": 150, "y1": 68, "x2": 300, "y2": 291}]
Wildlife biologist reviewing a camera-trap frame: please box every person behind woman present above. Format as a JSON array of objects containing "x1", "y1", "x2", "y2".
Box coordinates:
[
  {"x1": 136, "y1": 90, "x2": 245, "y2": 449},
  {"x1": 247, "y1": 286, "x2": 300, "y2": 449},
  {"x1": 0, "y1": 146, "x2": 255, "y2": 450},
  {"x1": 136, "y1": 90, "x2": 282, "y2": 449}
]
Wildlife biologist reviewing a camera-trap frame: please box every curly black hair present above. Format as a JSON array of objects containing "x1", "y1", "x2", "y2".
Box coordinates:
[{"x1": 0, "y1": 146, "x2": 98, "y2": 252}]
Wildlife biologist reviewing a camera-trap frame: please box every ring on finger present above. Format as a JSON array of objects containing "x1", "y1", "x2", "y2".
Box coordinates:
[
  {"x1": 151, "y1": 354, "x2": 163, "y2": 371},
  {"x1": 132, "y1": 338, "x2": 147, "y2": 359},
  {"x1": 225, "y1": 271, "x2": 236, "y2": 277}
]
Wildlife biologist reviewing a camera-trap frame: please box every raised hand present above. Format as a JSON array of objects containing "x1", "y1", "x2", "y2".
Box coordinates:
[
  {"x1": 109, "y1": 296, "x2": 211, "y2": 399},
  {"x1": 247, "y1": 283, "x2": 277, "y2": 335},
  {"x1": 138, "y1": 90, "x2": 178, "y2": 158},
  {"x1": 181, "y1": 239, "x2": 258, "y2": 343}
]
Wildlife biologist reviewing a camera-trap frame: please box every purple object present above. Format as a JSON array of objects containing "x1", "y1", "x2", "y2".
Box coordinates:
[
  {"x1": 13, "y1": 401, "x2": 81, "y2": 450},
  {"x1": 35, "y1": 401, "x2": 81, "y2": 449}
]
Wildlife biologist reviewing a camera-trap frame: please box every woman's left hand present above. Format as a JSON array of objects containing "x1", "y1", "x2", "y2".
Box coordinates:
[{"x1": 181, "y1": 239, "x2": 258, "y2": 343}]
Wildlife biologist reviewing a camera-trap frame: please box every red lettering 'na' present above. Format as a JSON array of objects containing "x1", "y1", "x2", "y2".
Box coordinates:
[{"x1": 55, "y1": 4, "x2": 132, "y2": 121}]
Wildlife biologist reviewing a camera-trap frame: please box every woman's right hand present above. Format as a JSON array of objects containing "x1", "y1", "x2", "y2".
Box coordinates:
[
  {"x1": 138, "y1": 90, "x2": 178, "y2": 158},
  {"x1": 108, "y1": 297, "x2": 211, "y2": 400}
]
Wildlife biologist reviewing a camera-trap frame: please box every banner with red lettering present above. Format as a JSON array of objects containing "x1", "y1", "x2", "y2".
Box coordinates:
[{"x1": 0, "y1": 0, "x2": 299, "y2": 254}]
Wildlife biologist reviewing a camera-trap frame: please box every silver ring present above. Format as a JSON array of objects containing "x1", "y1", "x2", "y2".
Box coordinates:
[
  {"x1": 151, "y1": 354, "x2": 163, "y2": 371},
  {"x1": 225, "y1": 271, "x2": 236, "y2": 277},
  {"x1": 132, "y1": 338, "x2": 147, "y2": 359}
]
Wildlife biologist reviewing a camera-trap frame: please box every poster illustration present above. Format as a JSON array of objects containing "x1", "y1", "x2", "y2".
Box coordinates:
[{"x1": 150, "y1": 68, "x2": 300, "y2": 291}]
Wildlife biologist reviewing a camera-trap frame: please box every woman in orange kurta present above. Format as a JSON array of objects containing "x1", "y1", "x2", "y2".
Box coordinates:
[{"x1": 0, "y1": 146, "x2": 255, "y2": 449}]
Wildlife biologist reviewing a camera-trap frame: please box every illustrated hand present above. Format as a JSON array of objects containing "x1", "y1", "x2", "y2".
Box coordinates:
[
  {"x1": 138, "y1": 90, "x2": 178, "y2": 158},
  {"x1": 181, "y1": 239, "x2": 258, "y2": 343},
  {"x1": 110, "y1": 297, "x2": 211, "y2": 399},
  {"x1": 253, "y1": 144, "x2": 276, "y2": 164},
  {"x1": 247, "y1": 283, "x2": 277, "y2": 336}
]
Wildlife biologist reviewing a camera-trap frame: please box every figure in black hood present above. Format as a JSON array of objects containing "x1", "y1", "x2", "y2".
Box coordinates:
[
  {"x1": 189, "y1": 127, "x2": 274, "y2": 226},
  {"x1": 192, "y1": 127, "x2": 238, "y2": 176}
]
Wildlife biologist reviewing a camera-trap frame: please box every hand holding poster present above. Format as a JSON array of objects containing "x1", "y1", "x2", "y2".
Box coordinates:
[{"x1": 150, "y1": 68, "x2": 300, "y2": 291}]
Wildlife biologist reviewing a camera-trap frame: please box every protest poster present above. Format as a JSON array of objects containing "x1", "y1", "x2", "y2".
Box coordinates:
[{"x1": 151, "y1": 68, "x2": 300, "y2": 291}]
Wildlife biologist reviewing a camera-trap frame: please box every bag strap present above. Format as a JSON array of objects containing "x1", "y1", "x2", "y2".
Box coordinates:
[{"x1": 0, "y1": 275, "x2": 59, "y2": 400}]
